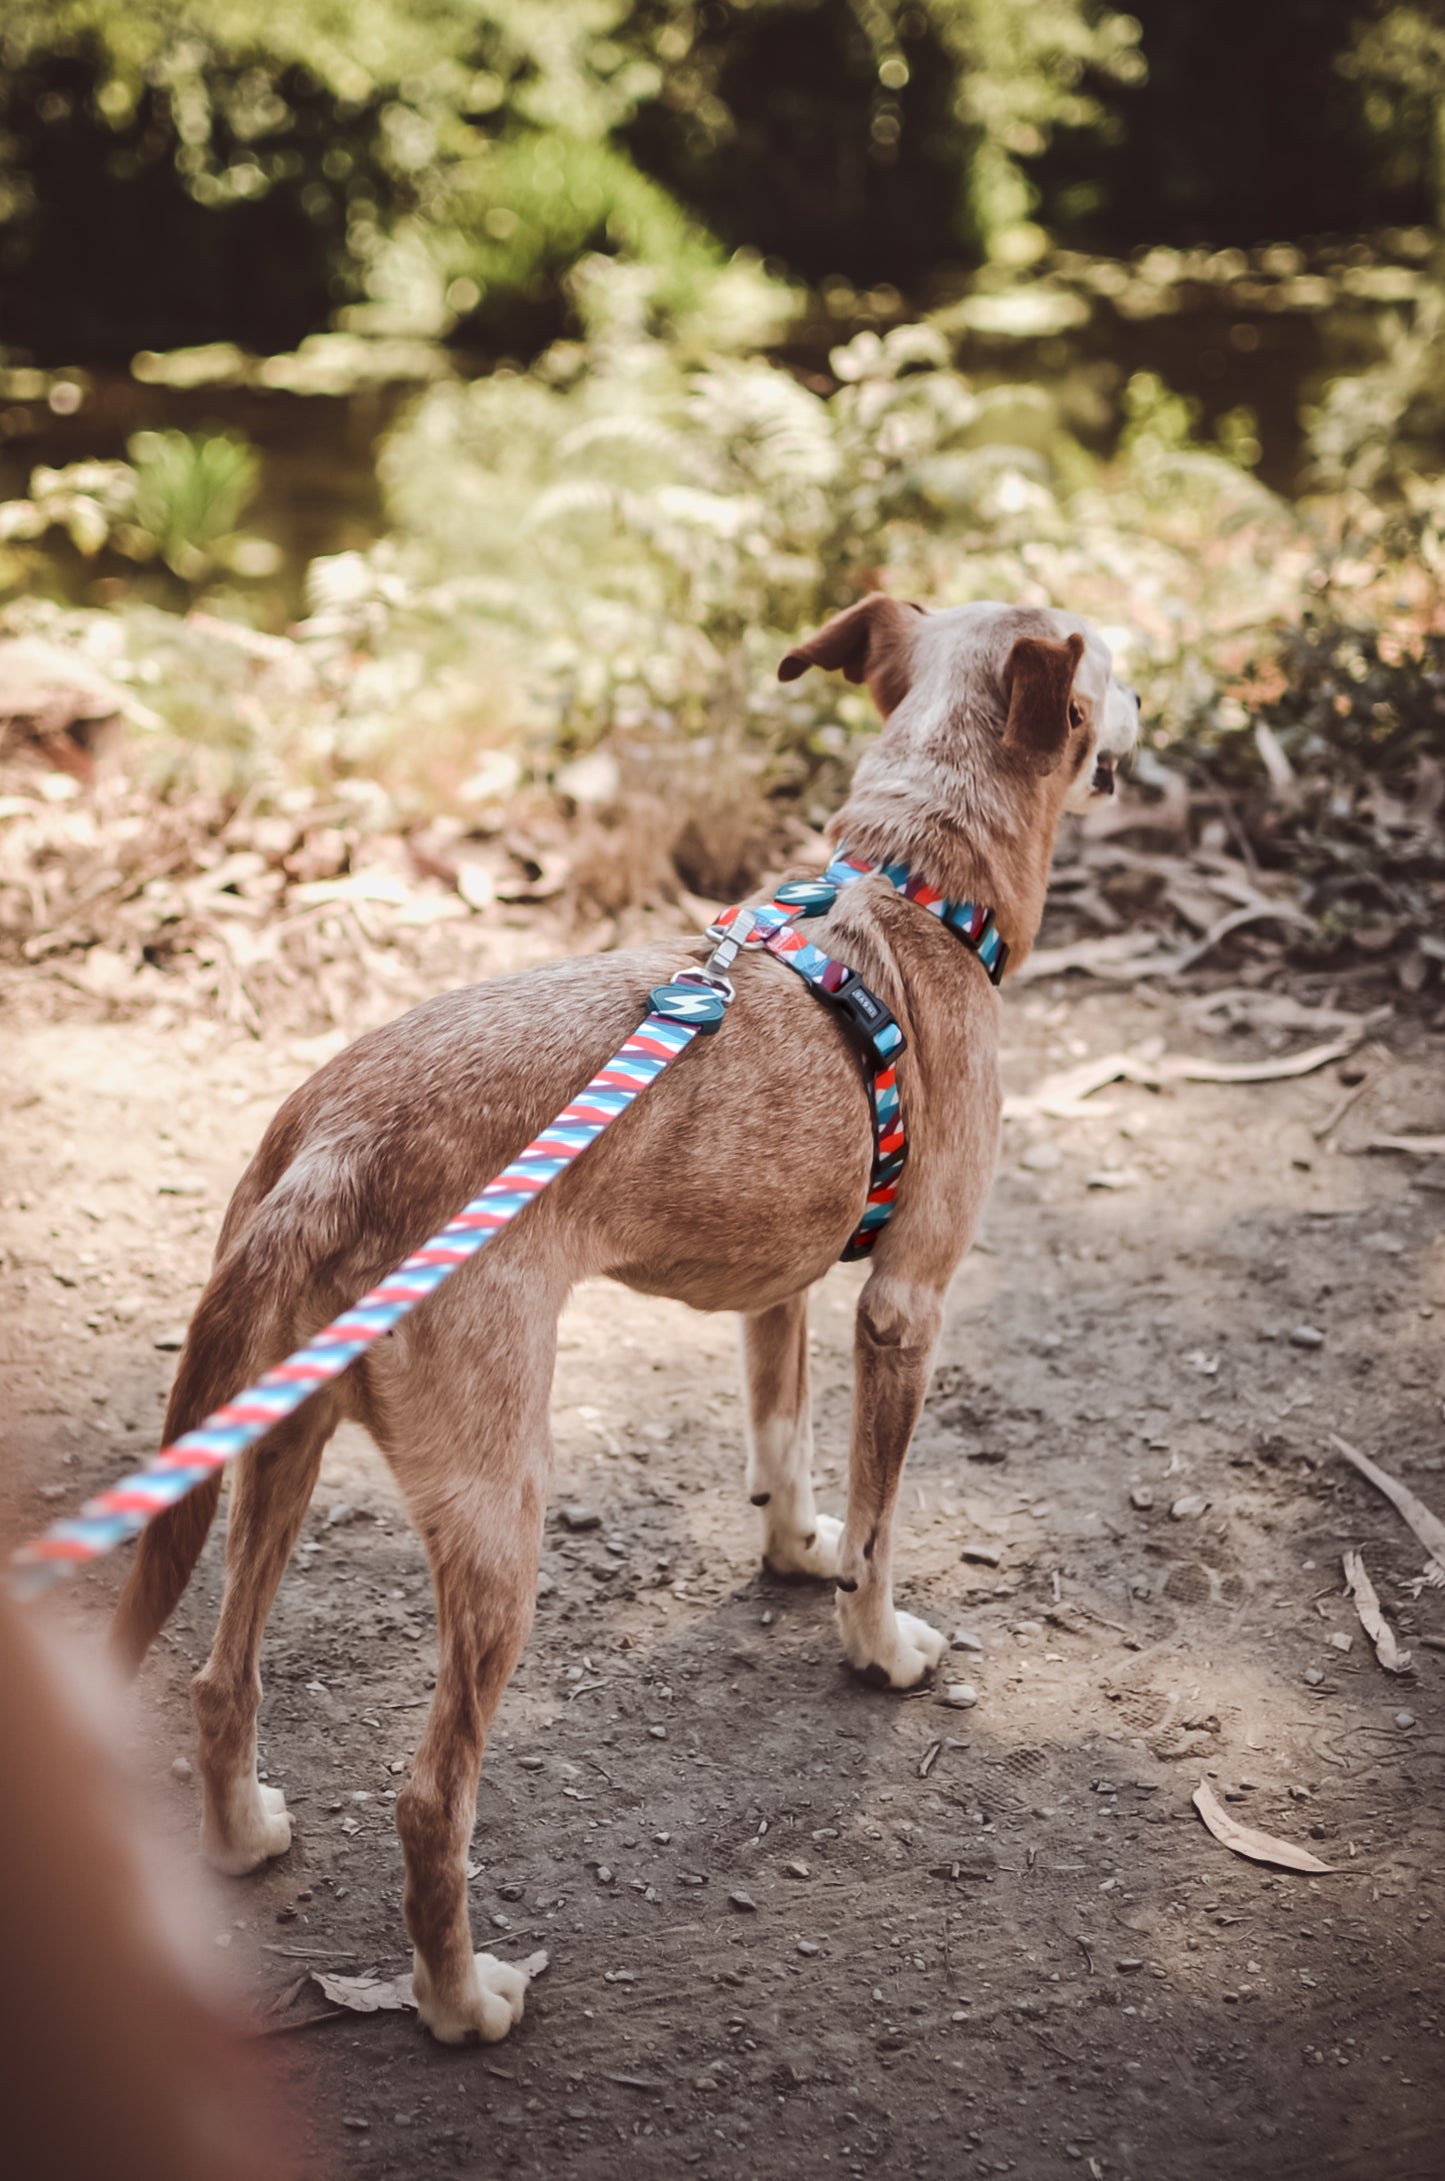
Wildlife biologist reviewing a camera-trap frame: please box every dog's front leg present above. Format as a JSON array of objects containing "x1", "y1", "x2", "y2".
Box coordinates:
[
  {"x1": 835, "y1": 1271, "x2": 947, "y2": 1688},
  {"x1": 741, "y1": 1292, "x2": 841, "y2": 1580}
]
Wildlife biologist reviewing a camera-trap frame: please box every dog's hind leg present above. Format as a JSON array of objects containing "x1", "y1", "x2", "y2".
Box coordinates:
[
  {"x1": 741, "y1": 1292, "x2": 840, "y2": 1580},
  {"x1": 191, "y1": 1391, "x2": 340, "y2": 1876},
  {"x1": 834, "y1": 1269, "x2": 948, "y2": 1689},
  {"x1": 386, "y1": 1296, "x2": 554, "y2": 2045}
]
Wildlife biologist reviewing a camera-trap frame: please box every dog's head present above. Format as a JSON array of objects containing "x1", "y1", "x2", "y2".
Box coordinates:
[{"x1": 778, "y1": 594, "x2": 1139, "y2": 816}]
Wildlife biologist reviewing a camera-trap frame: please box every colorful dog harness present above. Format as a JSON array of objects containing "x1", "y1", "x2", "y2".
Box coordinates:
[
  {"x1": 9, "y1": 850, "x2": 1000, "y2": 1596},
  {"x1": 705, "y1": 848, "x2": 1005, "y2": 1259}
]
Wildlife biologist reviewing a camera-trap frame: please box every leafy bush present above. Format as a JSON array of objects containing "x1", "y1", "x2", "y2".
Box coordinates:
[
  {"x1": 128, "y1": 429, "x2": 261, "y2": 579},
  {"x1": 0, "y1": 431, "x2": 269, "y2": 589},
  {"x1": 360, "y1": 268, "x2": 1303, "y2": 817}
]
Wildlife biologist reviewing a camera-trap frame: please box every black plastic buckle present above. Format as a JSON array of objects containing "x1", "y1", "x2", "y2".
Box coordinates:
[{"x1": 822, "y1": 968, "x2": 905, "y2": 1060}]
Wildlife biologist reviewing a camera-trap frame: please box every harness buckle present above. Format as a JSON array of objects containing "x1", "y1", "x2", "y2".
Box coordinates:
[
  {"x1": 820, "y1": 967, "x2": 905, "y2": 1060},
  {"x1": 701, "y1": 904, "x2": 757, "y2": 981}
]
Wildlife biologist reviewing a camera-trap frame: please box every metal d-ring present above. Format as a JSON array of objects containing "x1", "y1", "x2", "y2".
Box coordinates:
[{"x1": 673, "y1": 965, "x2": 736, "y2": 1004}]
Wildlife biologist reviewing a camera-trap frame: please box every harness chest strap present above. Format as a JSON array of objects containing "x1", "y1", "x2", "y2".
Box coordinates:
[{"x1": 705, "y1": 848, "x2": 1003, "y2": 1260}]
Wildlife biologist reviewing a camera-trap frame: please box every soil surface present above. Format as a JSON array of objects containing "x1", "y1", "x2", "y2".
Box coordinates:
[{"x1": 3, "y1": 950, "x2": 1444, "y2": 2181}]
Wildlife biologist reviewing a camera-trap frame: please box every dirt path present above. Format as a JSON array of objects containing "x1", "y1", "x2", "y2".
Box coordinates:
[{"x1": 3, "y1": 963, "x2": 1444, "y2": 2181}]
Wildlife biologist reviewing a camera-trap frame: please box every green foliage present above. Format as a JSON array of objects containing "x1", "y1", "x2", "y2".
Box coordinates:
[
  {"x1": 1339, "y1": 4, "x2": 1445, "y2": 220},
  {"x1": 127, "y1": 428, "x2": 259, "y2": 578},
  {"x1": 1306, "y1": 283, "x2": 1445, "y2": 498},
  {"x1": 0, "y1": 459, "x2": 134, "y2": 559},
  {"x1": 0, "y1": 0, "x2": 1145, "y2": 357},
  {"x1": 356, "y1": 268, "x2": 1299, "y2": 809},
  {"x1": 0, "y1": 431, "x2": 267, "y2": 588},
  {"x1": 922, "y1": 0, "x2": 1145, "y2": 256}
]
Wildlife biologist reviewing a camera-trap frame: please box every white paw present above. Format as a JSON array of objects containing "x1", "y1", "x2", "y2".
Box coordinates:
[
  {"x1": 763, "y1": 1511, "x2": 842, "y2": 1581},
  {"x1": 413, "y1": 1950, "x2": 531, "y2": 2046},
  {"x1": 201, "y1": 1779, "x2": 293, "y2": 1876},
  {"x1": 837, "y1": 1596, "x2": 947, "y2": 1690}
]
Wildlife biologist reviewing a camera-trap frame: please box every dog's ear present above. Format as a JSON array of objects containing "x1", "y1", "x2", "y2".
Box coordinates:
[
  {"x1": 777, "y1": 595, "x2": 921, "y2": 718},
  {"x1": 1001, "y1": 631, "x2": 1086, "y2": 776}
]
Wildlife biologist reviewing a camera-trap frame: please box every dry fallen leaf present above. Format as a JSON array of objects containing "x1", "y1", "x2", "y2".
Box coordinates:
[
  {"x1": 1342, "y1": 1549, "x2": 1413, "y2": 1675},
  {"x1": 313, "y1": 1949, "x2": 547, "y2": 2018},
  {"x1": 313, "y1": 1971, "x2": 414, "y2": 2013},
  {"x1": 1192, "y1": 1779, "x2": 1335, "y2": 1874}
]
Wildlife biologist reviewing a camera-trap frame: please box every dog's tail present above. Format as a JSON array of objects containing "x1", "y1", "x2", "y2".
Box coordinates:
[{"x1": 109, "y1": 1152, "x2": 349, "y2": 1678}]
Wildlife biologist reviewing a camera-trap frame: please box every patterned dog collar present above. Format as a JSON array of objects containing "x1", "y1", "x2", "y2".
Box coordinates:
[{"x1": 823, "y1": 848, "x2": 1009, "y2": 985}]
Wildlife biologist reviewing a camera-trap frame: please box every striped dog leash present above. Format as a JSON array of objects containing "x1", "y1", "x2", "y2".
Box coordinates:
[
  {"x1": 9, "y1": 849, "x2": 999, "y2": 1596},
  {"x1": 8, "y1": 987, "x2": 718, "y2": 1597}
]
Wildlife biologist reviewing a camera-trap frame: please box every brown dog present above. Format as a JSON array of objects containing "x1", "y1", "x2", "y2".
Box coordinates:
[{"x1": 111, "y1": 597, "x2": 1138, "y2": 2045}]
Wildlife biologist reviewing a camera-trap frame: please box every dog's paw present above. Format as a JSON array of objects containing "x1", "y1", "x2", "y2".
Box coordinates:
[
  {"x1": 202, "y1": 1779, "x2": 293, "y2": 1876},
  {"x1": 837, "y1": 1598, "x2": 947, "y2": 1691},
  {"x1": 413, "y1": 1951, "x2": 530, "y2": 2046},
  {"x1": 763, "y1": 1511, "x2": 842, "y2": 1582}
]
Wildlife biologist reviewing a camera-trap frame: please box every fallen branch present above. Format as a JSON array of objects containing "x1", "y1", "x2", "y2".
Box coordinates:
[
  {"x1": 1016, "y1": 899, "x2": 1315, "y2": 985},
  {"x1": 1002, "y1": 1045, "x2": 1164, "y2": 1120},
  {"x1": 1152, "y1": 899, "x2": 1316, "y2": 978},
  {"x1": 1364, "y1": 1135, "x2": 1445, "y2": 1158},
  {"x1": 1004, "y1": 1036, "x2": 1363, "y2": 1123},
  {"x1": 1332, "y1": 1435, "x2": 1445, "y2": 1576},
  {"x1": 1169, "y1": 1036, "x2": 1363, "y2": 1087},
  {"x1": 1013, "y1": 930, "x2": 1162, "y2": 984}
]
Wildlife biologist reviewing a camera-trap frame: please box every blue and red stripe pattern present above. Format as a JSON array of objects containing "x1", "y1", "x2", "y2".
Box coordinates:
[
  {"x1": 710, "y1": 846, "x2": 1001, "y2": 1258},
  {"x1": 9, "y1": 1012, "x2": 698, "y2": 1596},
  {"x1": 711, "y1": 885, "x2": 906, "y2": 1259},
  {"x1": 825, "y1": 850, "x2": 1007, "y2": 983}
]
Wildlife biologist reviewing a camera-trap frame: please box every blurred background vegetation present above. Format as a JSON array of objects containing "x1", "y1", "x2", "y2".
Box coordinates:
[{"x1": 1, "y1": 1, "x2": 1443, "y2": 962}]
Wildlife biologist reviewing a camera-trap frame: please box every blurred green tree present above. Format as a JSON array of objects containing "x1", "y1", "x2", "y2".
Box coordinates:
[
  {"x1": 1027, "y1": 0, "x2": 1445, "y2": 247},
  {"x1": 0, "y1": 2, "x2": 1440, "y2": 366},
  {"x1": 0, "y1": 0, "x2": 1138, "y2": 358}
]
